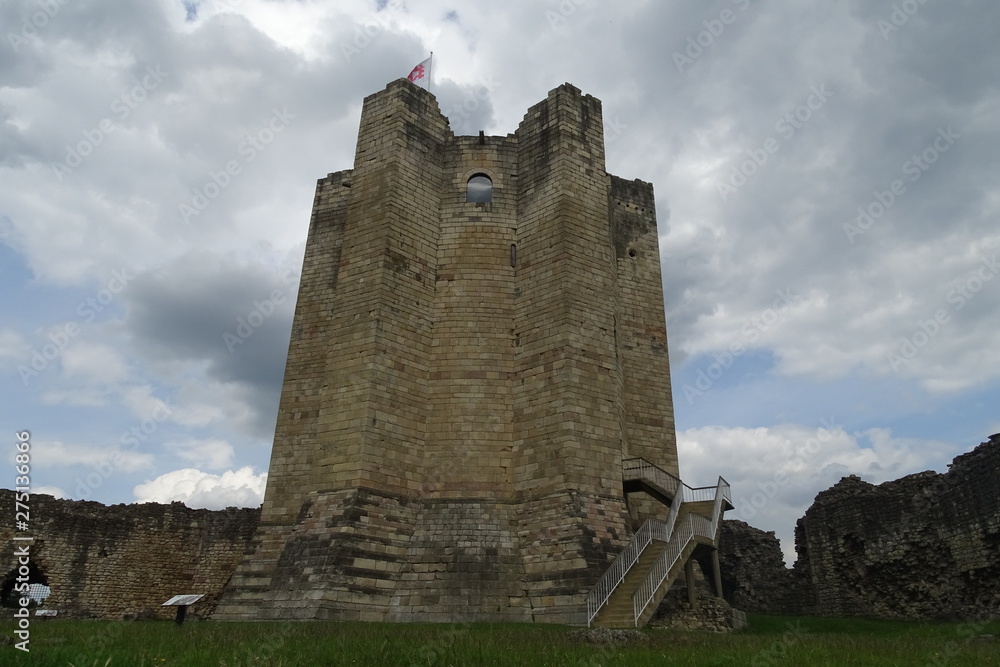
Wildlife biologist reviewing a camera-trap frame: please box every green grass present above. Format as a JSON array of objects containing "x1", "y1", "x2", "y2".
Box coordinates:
[{"x1": 1, "y1": 614, "x2": 997, "y2": 666}]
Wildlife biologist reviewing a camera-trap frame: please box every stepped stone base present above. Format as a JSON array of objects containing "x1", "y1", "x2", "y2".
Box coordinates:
[{"x1": 214, "y1": 487, "x2": 632, "y2": 623}]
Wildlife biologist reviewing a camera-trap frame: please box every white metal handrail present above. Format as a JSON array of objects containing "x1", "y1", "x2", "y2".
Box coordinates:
[
  {"x1": 632, "y1": 514, "x2": 694, "y2": 625},
  {"x1": 630, "y1": 478, "x2": 729, "y2": 625},
  {"x1": 622, "y1": 458, "x2": 681, "y2": 497},
  {"x1": 586, "y1": 517, "x2": 669, "y2": 626},
  {"x1": 587, "y1": 463, "x2": 732, "y2": 627},
  {"x1": 663, "y1": 481, "x2": 684, "y2": 540},
  {"x1": 684, "y1": 486, "x2": 717, "y2": 503},
  {"x1": 711, "y1": 477, "x2": 730, "y2": 538},
  {"x1": 690, "y1": 512, "x2": 713, "y2": 537},
  {"x1": 623, "y1": 458, "x2": 730, "y2": 507}
]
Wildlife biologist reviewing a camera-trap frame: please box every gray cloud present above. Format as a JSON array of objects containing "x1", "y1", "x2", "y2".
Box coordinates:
[
  {"x1": 2, "y1": 0, "x2": 998, "y2": 512},
  {"x1": 123, "y1": 252, "x2": 296, "y2": 437}
]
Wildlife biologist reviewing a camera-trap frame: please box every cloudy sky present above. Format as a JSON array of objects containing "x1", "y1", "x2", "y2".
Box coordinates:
[{"x1": 2, "y1": 0, "x2": 998, "y2": 564}]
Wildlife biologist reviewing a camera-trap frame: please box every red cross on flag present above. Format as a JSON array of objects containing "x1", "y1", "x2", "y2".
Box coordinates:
[{"x1": 407, "y1": 56, "x2": 431, "y2": 89}]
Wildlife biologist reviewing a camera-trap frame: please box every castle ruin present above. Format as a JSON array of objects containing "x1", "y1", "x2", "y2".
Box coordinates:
[
  {"x1": 213, "y1": 80, "x2": 732, "y2": 626},
  {"x1": 5, "y1": 81, "x2": 995, "y2": 629}
]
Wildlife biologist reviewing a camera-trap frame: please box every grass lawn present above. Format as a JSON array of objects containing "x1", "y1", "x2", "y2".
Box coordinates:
[{"x1": 1, "y1": 614, "x2": 997, "y2": 666}]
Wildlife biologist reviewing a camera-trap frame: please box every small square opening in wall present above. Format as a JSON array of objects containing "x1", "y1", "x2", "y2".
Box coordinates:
[{"x1": 467, "y1": 174, "x2": 493, "y2": 203}]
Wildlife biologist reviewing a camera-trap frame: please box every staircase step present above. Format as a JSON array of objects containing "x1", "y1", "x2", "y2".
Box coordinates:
[
  {"x1": 634, "y1": 541, "x2": 699, "y2": 627},
  {"x1": 593, "y1": 534, "x2": 708, "y2": 628},
  {"x1": 591, "y1": 542, "x2": 667, "y2": 628},
  {"x1": 589, "y1": 464, "x2": 729, "y2": 629}
]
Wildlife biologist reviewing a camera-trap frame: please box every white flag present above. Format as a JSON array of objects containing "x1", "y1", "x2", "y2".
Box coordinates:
[{"x1": 407, "y1": 56, "x2": 431, "y2": 89}]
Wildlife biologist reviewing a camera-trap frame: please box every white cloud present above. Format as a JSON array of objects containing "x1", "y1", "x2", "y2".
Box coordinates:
[
  {"x1": 678, "y1": 423, "x2": 958, "y2": 565},
  {"x1": 39, "y1": 342, "x2": 133, "y2": 406},
  {"x1": 168, "y1": 377, "x2": 261, "y2": 431},
  {"x1": 59, "y1": 342, "x2": 130, "y2": 385},
  {"x1": 166, "y1": 437, "x2": 235, "y2": 470},
  {"x1": 0, "y1": 328, "x2": 28, "y2": 363},
  {"x1": 133, "y1": 467, "x2": 266, "y2": 509},
  {"x1": 26, "y1": 439, "x2": 154, "y2": 473},
  {"x1": 120, "y1": 384, "x2": 173, "y2": 421},
  {"x1": 40, "y1": 388, "x2": 108, "y2": 407},
  {"x1": 33, "y1": 485, "x2": 66, "y2": 499}
]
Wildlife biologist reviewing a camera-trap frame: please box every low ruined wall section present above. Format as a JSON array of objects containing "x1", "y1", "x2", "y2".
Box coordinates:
[
  {"x1": 795, "y1": 438, "x2": 1000, "y2": 620},
  {"x1": 719, "y1": 437, "x2": 1000, "y2": 621},
  {"x1": 0, "y1": 491, "x2": 260, "y2": 620}
]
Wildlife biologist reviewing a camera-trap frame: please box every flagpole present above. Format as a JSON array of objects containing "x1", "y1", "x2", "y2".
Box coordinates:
[{"x1": 428, "y1": 51, "x2": 433, "y2": 94}]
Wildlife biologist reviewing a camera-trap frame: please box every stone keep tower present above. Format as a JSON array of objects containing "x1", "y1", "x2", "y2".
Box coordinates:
[{"x1": 216, "y1": 80, "x2": 728, "y2": 625}]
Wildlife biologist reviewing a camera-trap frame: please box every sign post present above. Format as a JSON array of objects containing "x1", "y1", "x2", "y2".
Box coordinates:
[{"x1": 162, "y1": 594, "x2": 205, "y2": 625}]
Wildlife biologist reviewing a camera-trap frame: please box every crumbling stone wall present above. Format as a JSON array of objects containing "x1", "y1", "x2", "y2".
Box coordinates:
[
  {"x1": 0, "y1": 491, "x2": 259, "y2": 620},
  {"x1": 720, "y1": 436, "x2": 1000, "y2": 620},
  {"x1": 717, "y1": 520, "x2": 816, "y2": 615},
  {"x1": 794, "y1": 436, "x2": 1000, "y2": 620}
]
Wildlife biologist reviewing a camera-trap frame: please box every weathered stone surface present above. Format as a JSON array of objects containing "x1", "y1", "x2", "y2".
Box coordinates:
[
  {"x1": 651, "y1": 560, "x2": 744, "y2": 632},
  {"x1": 718, "y1": 520, "x2": 814, "y2": 615},
  {"x1": 0, "y1": 81, "x2": 728, "y2": 626},
  {"x1": 720, "y1": 436, "x2": 1000, "y2": 621},
  {"x1": 215, "y1": 79, "x2": 683, "y2": 623},
  {"x1": 793, "y1": 436, "x2": 1000, "y2": 620},
  {"x1": 0, "y1": 491, "x2": 258, "y2": 620}
]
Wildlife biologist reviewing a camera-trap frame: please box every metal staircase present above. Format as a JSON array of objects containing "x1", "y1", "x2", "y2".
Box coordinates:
[{"x1": 587, "y1": 459, "x2": 731, "y2": 628}]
